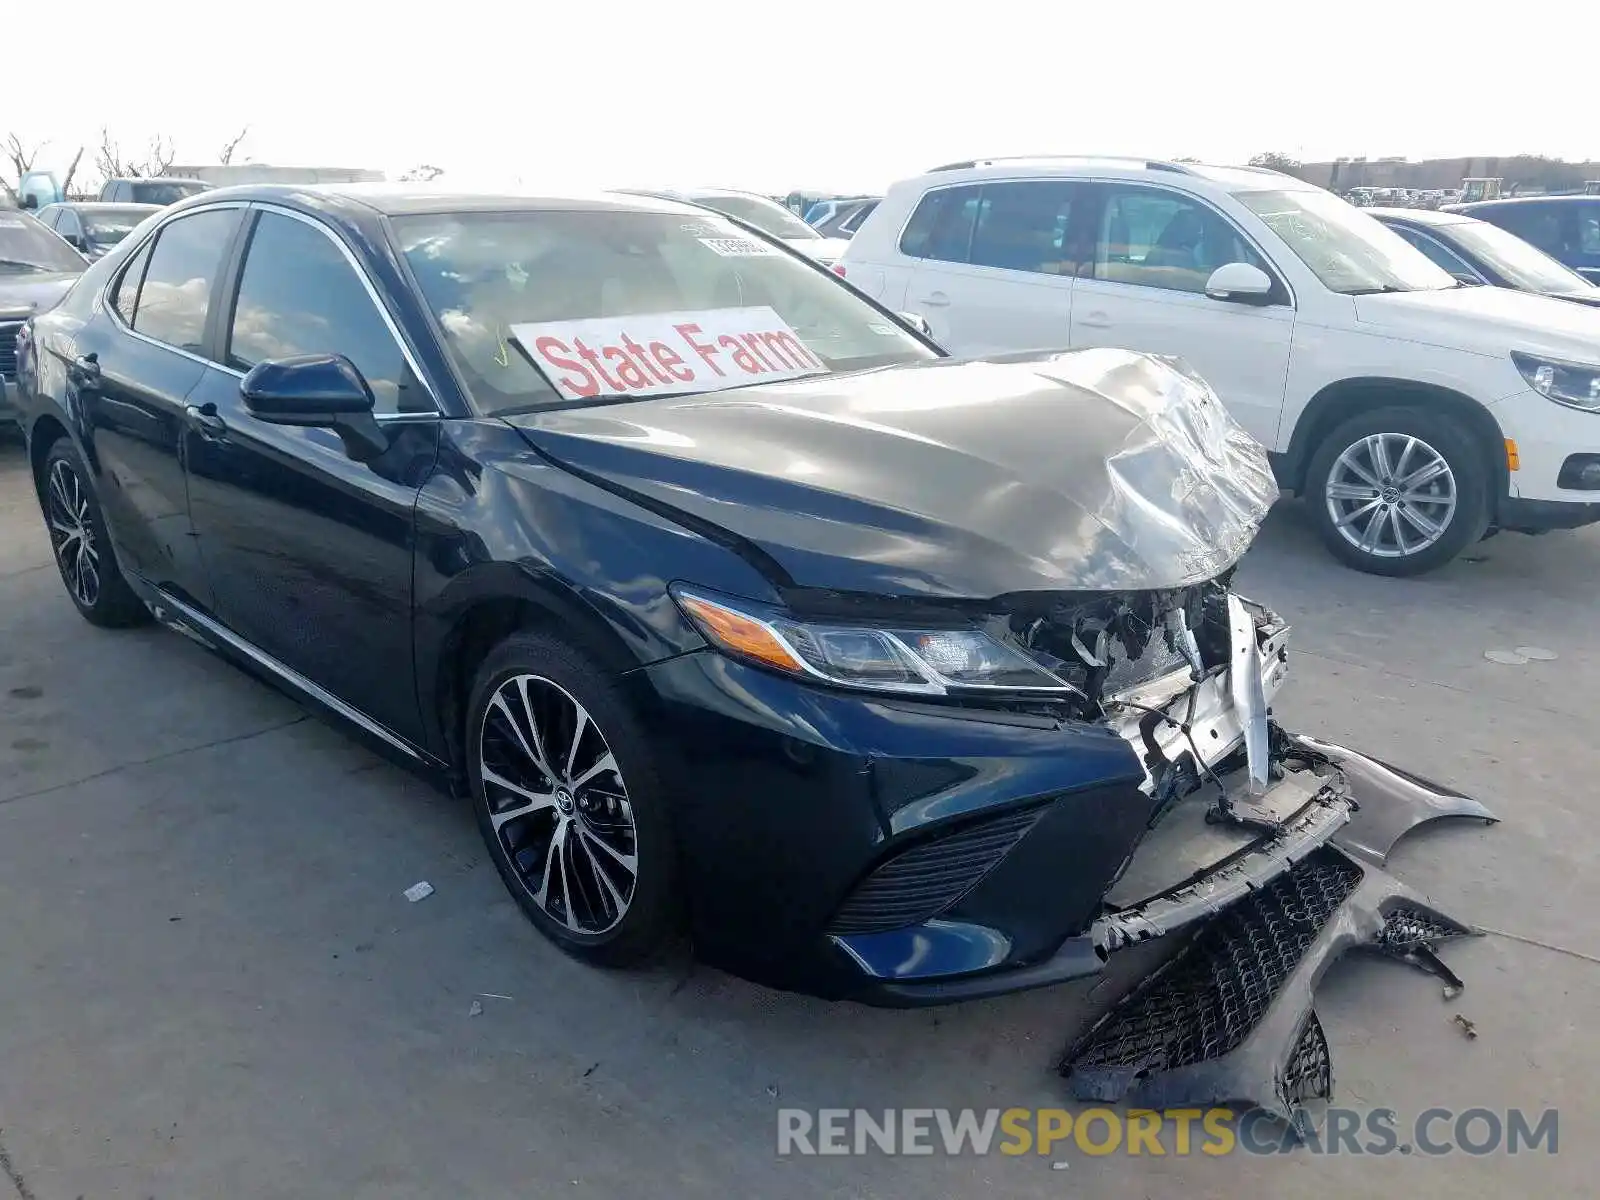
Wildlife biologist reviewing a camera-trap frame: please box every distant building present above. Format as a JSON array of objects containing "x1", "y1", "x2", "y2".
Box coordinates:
[
  {"x1": 166, "y1": 164, "x2": 385, "y2": 186},
  {"x1": 1309, "y1": 155, "x2": 1600, "y2": 195}
]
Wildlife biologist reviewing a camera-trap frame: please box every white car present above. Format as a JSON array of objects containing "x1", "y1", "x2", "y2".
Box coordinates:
[
  {"x1": 623, "y1": 188, "x2": 850, "y2": 266},
  {"x1": 839, "y1": 156, "x2": 1600, "y2": 575}
]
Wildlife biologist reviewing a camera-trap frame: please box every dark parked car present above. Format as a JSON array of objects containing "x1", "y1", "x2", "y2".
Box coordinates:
[
  {"x1": 1370, "y1": 207, "x2": 1600, "y2": 306},
  {"x1": 13, "y1": 186, "x2": 1490, "y2": 1046},
  {"x1": 811, "y1": 197, "x2": 880, "y2": 239},
  {"x1": 1448, "y1": 196, "x2": 1600, "y2": 285},
  {"x1": 33, "y1": 202, "x2": 162, "y2": 261},
  {"x1": 97, "y1": 176, "x2": 212, "y2": 205},
  {"x1": 0, "y1": 208, "x2": 88, "y2": 423}
]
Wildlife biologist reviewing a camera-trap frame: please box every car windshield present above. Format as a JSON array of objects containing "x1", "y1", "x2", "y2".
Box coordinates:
[
  {"x1": 131, "y1": 181, "x2": 208, "y2": 205},
  {"x1": 392, "y1": 208, "x2": 935, "y2": 414},
  {"x1": 688, "y1": 193, "x2": 821, "y2": 241},
  {"x1": 1237, "y1": 189, "x2": 1456, "y2": 294},
  {"x1": 84, "y1": 207, "x2": 155, "y2": 245},
  {"x1": 0, "y1": 212, "x2": 85, "y2": 273},
  {"x1": 1444, "y1": 218, "x2": 1593, "y2": 293}
]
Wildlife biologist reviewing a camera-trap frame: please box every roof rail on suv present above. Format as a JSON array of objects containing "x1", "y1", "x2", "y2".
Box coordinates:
[{"x1": 926, "y1": 155, "x2": 1199, "y2": 175}]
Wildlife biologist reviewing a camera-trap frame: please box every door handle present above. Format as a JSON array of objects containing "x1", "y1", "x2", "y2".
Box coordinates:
[
  {"x1": 1079, "y1": 311, "x2": 1112, "y2": 329},
  {"x1": 184, "y1": 402, "x2": 228, "y2": 438},
  {"x1": 919, "y1": 292, "x2": 951, "y2": 307},
  {"x1": 69, "y1": 352, "x2": 101, "y2": 385}
]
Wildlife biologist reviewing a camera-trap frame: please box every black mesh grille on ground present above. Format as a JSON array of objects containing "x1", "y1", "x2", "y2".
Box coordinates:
[
  {"x1": 827, "y1": 804, "x2": 1046, "y2": 935},
  {"x1": 1278, "y1": 1011, "x2": 1333, "y2": 1107},
  {"x1": 1376, "y1": 906, "x2": 1464, "y2": 950},
  {"x1": 0, "y1": 321, "x2": 20, "y2": 380},
  {"x1": 1064, "y1": 849, "x2": 1364, "y2": 1074}
]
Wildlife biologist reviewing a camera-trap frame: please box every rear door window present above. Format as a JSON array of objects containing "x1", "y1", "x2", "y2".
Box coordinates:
[
  {"x1": 967, "y1": 181, "x2": 1083, "y2": 276},
  {"x1": 129, "y1": 208, "x2": 240, "y2": 354}
]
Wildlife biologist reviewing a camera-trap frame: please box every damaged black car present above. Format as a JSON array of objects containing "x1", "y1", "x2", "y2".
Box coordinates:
[{"x1": 16, "y1": 187, "x2": 1497, "y2": 1114}]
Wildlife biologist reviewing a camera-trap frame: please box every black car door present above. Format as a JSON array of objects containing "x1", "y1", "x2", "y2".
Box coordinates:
[
  {"x1": 78, "y1": 204, "x2": 244, "y2": 610},
  {"x1": 182, "y1": 205, "x2": 441, "y2": 748}
]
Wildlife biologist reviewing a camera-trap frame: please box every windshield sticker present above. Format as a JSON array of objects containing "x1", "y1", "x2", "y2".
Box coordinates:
[
  {"x1": 697, "y1": 236, "x2": 777, "y2": 257},
  {"x1": 511, "y1": 306, "x2": 827, "y2": 401}
]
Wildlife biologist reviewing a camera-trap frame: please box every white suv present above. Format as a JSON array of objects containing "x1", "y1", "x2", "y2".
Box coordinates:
[{"x1": 840, "y1": 156, "x2": 1600, "y2": 575}]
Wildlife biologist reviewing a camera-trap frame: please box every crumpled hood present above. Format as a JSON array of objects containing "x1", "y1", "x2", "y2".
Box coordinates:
[
  {"x1": 1352, "y1": 284, "x2": 1600, "y2": 358},
  {"x1": 505, "y1": 348, "x2": 1279, "y2": 597},
  {"x1": 0, "y1": 271, "x2": 80, "y2": 319}
]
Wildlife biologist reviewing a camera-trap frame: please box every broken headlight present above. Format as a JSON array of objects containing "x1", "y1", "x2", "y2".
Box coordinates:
[
  {"x1": 1512, "y1": 350, "x2": 1600, "y2": 412},
  {"x1": 673, "y1": 586, "x2": 1083, "y2": 698}
]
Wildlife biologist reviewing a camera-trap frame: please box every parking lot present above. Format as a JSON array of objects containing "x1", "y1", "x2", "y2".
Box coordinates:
[{"x1": 0, "y1": 430, "x2": 1596, "y2": 1197}]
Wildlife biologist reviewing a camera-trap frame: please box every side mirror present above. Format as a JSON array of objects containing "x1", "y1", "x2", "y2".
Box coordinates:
[
  {"x1": 240, "y1": 353, "x2": 387, "y2": 460},
  {"x1": 897, "y1": 311, "x2": 934, "y2": 338},
  {"x1": 1204, "y1": 262, "x2": 1275, "y2": 305}
]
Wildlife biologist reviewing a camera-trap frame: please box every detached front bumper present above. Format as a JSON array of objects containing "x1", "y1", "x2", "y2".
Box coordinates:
[{"x1": 641, "y1": 594, "x2": 1494, "y2": 1006}]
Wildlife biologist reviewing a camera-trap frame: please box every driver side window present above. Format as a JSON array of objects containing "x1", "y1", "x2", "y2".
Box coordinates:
[
  {"x1": 225, "y1": 211, "x2": 417, "y2": 414},
  {"x1": 1092, "y1": 186, "x2": 1267, "y2": 294}
]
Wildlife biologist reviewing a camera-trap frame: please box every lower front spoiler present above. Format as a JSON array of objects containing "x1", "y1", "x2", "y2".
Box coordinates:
[{"x1": 1059, "y1": 845, "x2": 1476, "y2": 1131}]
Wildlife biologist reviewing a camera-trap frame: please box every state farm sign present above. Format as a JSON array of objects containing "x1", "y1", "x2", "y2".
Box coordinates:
[{"x1": 510, "y1": 306, "x2": 827, "y2": 401}]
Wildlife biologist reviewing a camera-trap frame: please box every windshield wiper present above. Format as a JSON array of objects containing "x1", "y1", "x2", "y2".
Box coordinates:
[
  {"x1": 1343, "y1": 284, "x2": 1409, "y2": 295},
  {"x1": 0, "y1": 259, "x2": 50, "y2": 273}
]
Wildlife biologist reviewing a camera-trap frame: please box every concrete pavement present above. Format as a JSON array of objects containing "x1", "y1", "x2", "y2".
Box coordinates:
[{"x1": 1, "y1": 437, "x2": 1595, "y2": 1197}]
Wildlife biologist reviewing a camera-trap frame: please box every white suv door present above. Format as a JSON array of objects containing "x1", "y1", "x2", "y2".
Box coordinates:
[
  {"x1": 895, "y1": 181, "x2": 1084, "y2": 356},
  {"x1": 1069, "y1": 182, "x2": 1295, "y2": 447}
]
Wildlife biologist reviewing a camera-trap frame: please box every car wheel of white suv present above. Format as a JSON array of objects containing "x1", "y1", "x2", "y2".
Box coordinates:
[{"x1": 1306, "y1": 407, "x2": 1489, "y2": 577}]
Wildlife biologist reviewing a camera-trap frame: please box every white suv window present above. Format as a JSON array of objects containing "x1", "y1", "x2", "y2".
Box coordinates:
[
  {"x1": 1092, "y1": 185, "x2": 1266, "y2": 294},
  {"x1": 899, "y1": 185, "x2": 981, "y2": 263},
  {"x1": 968, "y1": 182, "x2": 1082, "y2": 275}
]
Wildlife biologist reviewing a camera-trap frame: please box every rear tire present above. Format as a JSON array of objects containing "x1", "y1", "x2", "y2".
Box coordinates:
[
  {"x1": 1305, "y1": 407, "x2": 1489, "y2": 577},
  {"x1": 466, "y1": 630, "x2": 682, "y2": 968},
  {"x1": 38, "y1": 439, "x2": 151, "y2": 627}
]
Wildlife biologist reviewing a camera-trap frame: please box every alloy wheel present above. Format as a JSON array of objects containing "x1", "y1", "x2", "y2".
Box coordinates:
[
  {"x1": 45, "y1": 459, "x2": 102, "y2": 608},
  {"x1": 1324, "y1": 432, "x2": 1458, "y2": 559},
  {"x1": 478, "y1": 673, "x2": 638, "y2": 935}
]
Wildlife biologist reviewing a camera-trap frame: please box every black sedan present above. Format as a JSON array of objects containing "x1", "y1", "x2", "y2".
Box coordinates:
[
  {"x1": 12, "y1": 185, "x2": 1491, "y2": 1019},
  {"x1": 1369, "y1": 206, "x2": 1600, "y2": 307}
]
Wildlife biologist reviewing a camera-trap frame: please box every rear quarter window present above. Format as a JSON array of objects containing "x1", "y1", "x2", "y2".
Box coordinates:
[{"x1": 898, "y1": 185, "x2": 980, "y2": 263}]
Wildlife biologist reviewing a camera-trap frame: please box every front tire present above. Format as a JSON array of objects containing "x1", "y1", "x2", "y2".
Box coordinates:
[
  {"x1": 38, "y1": 439, "x2": 151, "y2": 627},
  {"x1": 1305, "y1": 407, "x2": 1489, "y2": 577},
  {"x1": 466, "y1": 630, "x2": 681, "y2": 967}
]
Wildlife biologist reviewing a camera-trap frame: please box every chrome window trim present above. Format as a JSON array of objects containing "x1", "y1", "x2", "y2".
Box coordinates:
[
  {"x1": 100, "y1": 199, "x2": 443, "y2": 423},
  {"x1": 149, "y1": 585, "x2": 425, "y2": 761}
]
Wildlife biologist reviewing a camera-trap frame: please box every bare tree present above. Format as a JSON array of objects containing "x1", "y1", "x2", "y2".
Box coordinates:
[
  {"x1": 59, "y1": 146, "x2": 85, "y2": 198},
  {"x1": 1, "y1": 132, "x2": 43, "y2": 203},
  {"x1": 400, "y1": 164, "x2": 444, "y2": 182},
  {"x1": 95, "y1": 127, "x2": 176, "y2": 181},
  {"x1": 218, "y1": 125, "x2": 250, "y2": 165}
]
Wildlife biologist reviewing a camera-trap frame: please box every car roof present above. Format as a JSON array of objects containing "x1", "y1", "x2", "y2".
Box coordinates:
[
  {"x1": 1366, "y1": 207, "x2": 1473, "y2": 226},
  {"x1": 1453, "y1": 195, "x2": 1597, "y2": 210},
  {"x1": 175, "y1": 182, "x2": 717, "y2": 219},
  {"x1": 911, "y1": 156, "x2": 1322, "y2": 193},
  {"x1": 53, "y1": 201, "x2": 164, "y2": 211},
  {"x1": 106, "y1": 176, "x2": 209, "y2": 185}
]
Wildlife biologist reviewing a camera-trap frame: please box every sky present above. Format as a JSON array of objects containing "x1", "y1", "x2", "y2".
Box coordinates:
[{"x1": 8, "y1": 0, "x2": 1590, "y2": 196}]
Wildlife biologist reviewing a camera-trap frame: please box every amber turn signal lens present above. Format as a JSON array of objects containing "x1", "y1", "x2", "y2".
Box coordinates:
[
  {"x1": 1504, "y1": 438, "x2": 1520, "y2": 471},
  {"x1": 677, "y1": 594, "x2": 803, "y2": 674}
]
